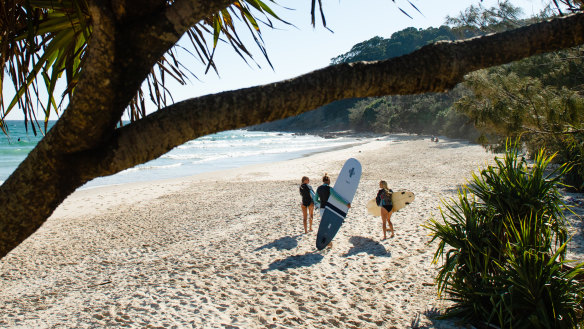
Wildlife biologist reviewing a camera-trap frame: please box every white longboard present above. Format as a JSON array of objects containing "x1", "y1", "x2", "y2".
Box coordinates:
[
  {"x1": 366, "y1": 198, "x2": 382, "y2": 216},
  {"x1": 366, "y1": 190, "x2": 415, "y2": 216},
  {"x1": 392, "y1": 190, "x2": 415, "y2": 211},
  {"x1": 316, "y1": 158, "x2": 362, "y2": 250}
]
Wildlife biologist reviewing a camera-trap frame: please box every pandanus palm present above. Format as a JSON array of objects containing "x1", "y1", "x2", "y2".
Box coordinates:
[
  {"x1": 0, "y1": 0, "x2": 292, "y2": 133},
  {"x1": 425, "y1": 140, "x2": 584, "y2": 327}
]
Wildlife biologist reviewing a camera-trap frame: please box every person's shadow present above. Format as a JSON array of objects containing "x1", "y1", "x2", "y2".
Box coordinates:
[
  {"x1": 343, "y1": 236, "x2": 391, "y2": 257},
  {"x1": 254, "y1": 235, "x2": 301, "y2": 251},
  {"x1": 262, "y1": 251, "x2": 324, "y2": 272}
]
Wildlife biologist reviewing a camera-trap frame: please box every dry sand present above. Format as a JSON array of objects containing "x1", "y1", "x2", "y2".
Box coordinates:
[{"x1": 1, "y1": 136, "x2": 582, "y2": 328}]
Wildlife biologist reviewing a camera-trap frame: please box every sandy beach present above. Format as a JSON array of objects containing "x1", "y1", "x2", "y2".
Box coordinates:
[{"x1": 1, "y1": 136, "x2": 583, "y2": 328}]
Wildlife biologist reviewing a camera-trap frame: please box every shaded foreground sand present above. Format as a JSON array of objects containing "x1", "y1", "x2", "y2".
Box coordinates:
[{"x1": 1, "y1": 136, "x2": 583, "y2": 328}]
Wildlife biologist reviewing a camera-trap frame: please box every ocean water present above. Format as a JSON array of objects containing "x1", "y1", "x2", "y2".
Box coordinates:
[
  {"x1": 0, "y1": 121, "x2": 364, "y2": 189},
  {"x1": 0, "y1": 121, "x2": 46, "y2": 183}
]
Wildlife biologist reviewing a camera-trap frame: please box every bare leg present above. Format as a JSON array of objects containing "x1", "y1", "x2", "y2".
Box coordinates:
[
  {"x1": 302, "y1": 205, "x2": 308, "y2": 234},
  {"x1": 387, "y1": 210, "x2": 395, "y2": 238},
  {"x1": 308, "y1": 203, "x2": 314, "y2": 232},
  {"x1": 380, "y1": 208, "x2": 388, "y2": 240}
]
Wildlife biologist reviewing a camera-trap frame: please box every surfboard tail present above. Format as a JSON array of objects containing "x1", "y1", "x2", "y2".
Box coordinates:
[{"x1": 316, "y1": 236, "x2": 330, "y2": 250}]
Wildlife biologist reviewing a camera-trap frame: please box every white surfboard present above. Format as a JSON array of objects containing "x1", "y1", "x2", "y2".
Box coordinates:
[
  {"x1": 316, "y1": 158, "x2": 362, "y2": 250},
  {"x1": 392, "y1": 190, "x2": 415, "y2": 211},
  {"x1": 366, "y1": 198, "x2": 381, "y2": 216},
  {"x1": 366, "y1": 190, "x2": 415, "y2": 216},
  {"x1": 309, "y1": 187, "x2": 320, "y2": 210}
]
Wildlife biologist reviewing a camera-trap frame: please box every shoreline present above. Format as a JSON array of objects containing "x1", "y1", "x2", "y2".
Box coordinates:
[
  {"x1": 0, "y1": 129, "x2": 378, "y2": 189},
  {"x1": 54, "y1": 136, "x2": 387, "y2": 220},
  {"x1": 77, "y1": 131, "x2": 383, "y2": 191},
  {"x1": 3, "y1": 137, "x2": 580, "y2": 328},
  {"x1": 51, "y1": 138, "x2": 387, "y2": 220}
]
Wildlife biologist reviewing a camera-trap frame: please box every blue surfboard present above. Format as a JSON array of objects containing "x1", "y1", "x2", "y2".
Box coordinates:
[{"x1": 316, "y1": 158, "x2": 362, "y2": 250}]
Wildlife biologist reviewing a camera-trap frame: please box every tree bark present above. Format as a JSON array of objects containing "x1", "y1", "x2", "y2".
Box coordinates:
[
  {"x1": 90, "y1": 12, "x2": 584, "y2": 178},
  {"x1": 0, "y1": 9, "x2": 583, "y2": 259}
]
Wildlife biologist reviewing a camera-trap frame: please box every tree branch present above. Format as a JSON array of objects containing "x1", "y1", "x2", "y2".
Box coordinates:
[
  {"x1": 85, "y1": 13, "x2": 584, "y2": 178},
  {"x1": 164, "y1": 0, "x2": 233, "y2": 38},
  {"x1": 42, "y1": 0, "x2": 237, "y2": 154},
  {"x1": 119, "y1": 0, "x2": 235, "y2": 82},
  {"x1": 43, "y1": 0, "x2": 119, "y2": 152}
]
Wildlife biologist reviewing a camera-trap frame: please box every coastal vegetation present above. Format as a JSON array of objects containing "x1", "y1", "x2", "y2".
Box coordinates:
[
  {"x1": 457, "y1": 47, "x2": 584, "y2": 191},
  {"x1": 355, "y1": 3, "x2": 584, "y2": 192},
  {"x1": 425, "y1": 141, "x2": 584, "y2": 327},
  {"x1": 253, "y1": 2, "x2": 528, "y2": 138},
  {"x1": 258, "y1": 1, "x2": 584, "y2": 190}
]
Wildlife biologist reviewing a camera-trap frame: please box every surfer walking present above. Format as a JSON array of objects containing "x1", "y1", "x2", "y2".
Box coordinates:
[
  {"x1": 376, "y1": 180, "x2": 395, "y2": 239},
  {"x1": 299, "y1": 176, "x2": 315, "y2": 233},
  {"x1": 315, "y1": 174, "x2": 331, "y2": 217},
  {"x1": 315, "y1": 173, "x2": 352, "y2": 249},
  {"x1": 315, "y1": 173, "x2": 351, "y2": 217}
]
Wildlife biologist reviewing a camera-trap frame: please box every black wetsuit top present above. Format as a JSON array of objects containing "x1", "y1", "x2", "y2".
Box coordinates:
[
  {"x1": 316, "y1": 184, "x2": 330, "y2": 205},
  {"x1": 376, "y1": 188, "x2": 394, "y2": 212},
  {"x1": 299, "y1": 183, "x2": 313, "y2": 207}
]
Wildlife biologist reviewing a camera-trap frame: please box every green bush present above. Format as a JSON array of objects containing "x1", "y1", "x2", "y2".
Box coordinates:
[
  {"x1": 425, "y1": 141, "x2": 584, "y2": 328},
  {"x1": 559, "y1": 133, "x2": 584, "y2": 192}
]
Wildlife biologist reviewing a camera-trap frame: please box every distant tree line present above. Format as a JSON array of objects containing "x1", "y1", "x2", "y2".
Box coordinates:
[
  {"x1": 338, "y1": 1, "x2": 539, "y2": 140},
  {"x1": 253, "y1": 24, "x2": 480, "y2": 137}
]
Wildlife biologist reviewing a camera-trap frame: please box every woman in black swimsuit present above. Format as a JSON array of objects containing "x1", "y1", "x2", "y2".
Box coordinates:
[
  {"x1": 316, "y1": 173, "x2": 331, "y2": 217},
  {"x1": 299, "y1": 176, "x2": 314, "y2": 233},
  {"x1": 376, "y1": 180, "x2": 394, "y2": 239}
]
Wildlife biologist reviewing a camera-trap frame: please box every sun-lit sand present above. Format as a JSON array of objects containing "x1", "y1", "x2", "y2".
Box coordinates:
[{"x1": 1, "y1": 135, "x2": 583, "y2": 328}]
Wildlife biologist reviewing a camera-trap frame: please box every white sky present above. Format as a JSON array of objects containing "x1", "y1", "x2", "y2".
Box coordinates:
[{"x1": 3, "y1": 0, "x2": 548, "y2": 120}]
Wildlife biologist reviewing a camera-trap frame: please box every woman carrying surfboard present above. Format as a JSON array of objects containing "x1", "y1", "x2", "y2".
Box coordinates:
[
  {"x1": 315, "y1": 173, "x2": 351, "y2": 217},
  {"x1": 299, "y1": 176, "x2": 315, "y2": 233},
  {"x1": 376, "y1": 180, "x2": 394, "y2": 239}
]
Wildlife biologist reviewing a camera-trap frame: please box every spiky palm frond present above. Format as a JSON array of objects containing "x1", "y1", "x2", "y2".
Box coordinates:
[
  {"x1": 425, "y1": 139, "x2": 583, "y2": 326},
  {"x1": 0, "y1": 0, "x2": 292, "y2": 133},
  {"x1": 467, "y1": 139, "x2": 571, "y2": 253},
  {"x1": 554, "y1": 0, "x2": 584, "y2": 14},
  {"x1": 0, "y1": 0, "x2": 90, "y2": 134},
  {"x1": 135, "y1": 0, "x2": 293, "y2": 122},
  {"x1": 495, "y1": 215, "x2": 584, "y2": 329}
]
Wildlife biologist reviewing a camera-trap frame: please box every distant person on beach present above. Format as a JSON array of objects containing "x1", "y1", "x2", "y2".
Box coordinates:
[
  {"x1": 315, "y1": 173, "x2": 351, "y2": 217},
  {"x1": 299, "y1": 176, "x2": 314, "y2": 233},
  {"x1": 376, "y1": 180, "x2": 394, "y2": 239}
]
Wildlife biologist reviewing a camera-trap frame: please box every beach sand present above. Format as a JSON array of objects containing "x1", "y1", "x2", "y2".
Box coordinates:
[{"x1": 1, "y1": 136, "x2": 582, "y2": 328}]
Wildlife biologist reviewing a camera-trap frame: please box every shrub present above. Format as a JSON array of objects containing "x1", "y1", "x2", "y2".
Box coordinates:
[{"x1": 425, "y1": 140, "x2": 584, "y2": 328}]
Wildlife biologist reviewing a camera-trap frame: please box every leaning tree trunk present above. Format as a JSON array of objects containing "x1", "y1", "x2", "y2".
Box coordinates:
[{"x1": 0, "y1": 9, "x2": 583, "y2": 259}]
